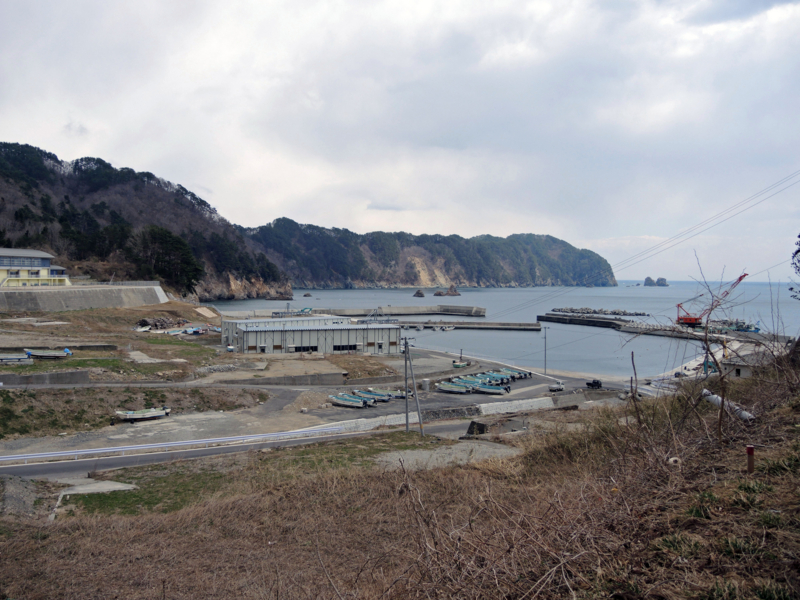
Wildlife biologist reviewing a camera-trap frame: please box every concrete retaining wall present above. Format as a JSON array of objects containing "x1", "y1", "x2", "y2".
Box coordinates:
[
  {"x1": 0, "y1": 371, "x2": 90, "y2": 386},
  {"x1": 0, "y1": 345, "x2": 117, "y2": 352},
  {"x1": 219, "y1": 372, "x2": 346, "y2": 386},
  {"x1": 312, "y1": 305, "x2": 487, "y2": 317},
  {"x1": 0, "y1": 286, "x2": 168, "y2": 312},
  {"x1": 299, "y1": 395, "x2": 554, "y2": 434}
]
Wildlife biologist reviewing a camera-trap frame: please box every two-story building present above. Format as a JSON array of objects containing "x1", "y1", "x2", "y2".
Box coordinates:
[{"x1": 0, "y1": 249, "x2": 70, "y2": 288}]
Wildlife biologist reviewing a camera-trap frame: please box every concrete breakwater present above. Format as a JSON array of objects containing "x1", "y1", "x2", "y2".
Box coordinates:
[
  {"x1": 313, "y1": 305, "x2": 487, "y2": 317},
  {"x1": 0, "y1": 285, "x2": 168, "y2": 312},
  {"x1": 398, "y1": 321, "x2": 541, "y2": 331},
  {"x1": 220, "y1": 305, "x2": 487, "y2": 318},
  {"x1": 539, "y1": 313, "x2": 794, "y2": 345}
]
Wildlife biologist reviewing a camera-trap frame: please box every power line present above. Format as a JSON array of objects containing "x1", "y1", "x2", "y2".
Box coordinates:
[{"x1": 488, "y1": 172, "x2": 800, "y2": 320}]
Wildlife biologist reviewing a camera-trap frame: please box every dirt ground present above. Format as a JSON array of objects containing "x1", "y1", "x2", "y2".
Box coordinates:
[{"x1": 326, "y1": 353, "x2": 399, "y2": 379}]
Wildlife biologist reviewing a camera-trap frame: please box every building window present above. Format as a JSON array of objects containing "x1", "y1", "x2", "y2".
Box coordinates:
[
  {"x1": 333, "y1": 344, "x2": 359, "y2": 352},
  {"x1": 735, "y1": 368, "x2": 741, "y2": 377},
  {"x1": 293, "y1": 346, "x2": 318, "y2": 353}
]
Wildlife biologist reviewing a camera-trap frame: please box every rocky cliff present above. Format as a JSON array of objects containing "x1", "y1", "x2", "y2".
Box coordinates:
[{"x1": 192, "y1": 272, "x2": 293, "y2": 302}]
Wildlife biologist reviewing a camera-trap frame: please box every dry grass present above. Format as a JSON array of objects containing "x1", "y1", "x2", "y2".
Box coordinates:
[
  {"x1": 0, "y1": 386, "x2": 263, "y2": 440},
  {"x1": 1, "y1": 362, "x2": 799, "y2": 599}
]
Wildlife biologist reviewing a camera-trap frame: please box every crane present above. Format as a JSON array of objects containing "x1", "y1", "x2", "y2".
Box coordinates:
[{"x1": 675, "y1": 274, "x2": 748, "y2": 328}]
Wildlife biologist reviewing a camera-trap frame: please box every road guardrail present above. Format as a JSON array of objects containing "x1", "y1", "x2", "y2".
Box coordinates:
[{"x1": 0, "y1": 426, "x2": 344, "y2": 465}]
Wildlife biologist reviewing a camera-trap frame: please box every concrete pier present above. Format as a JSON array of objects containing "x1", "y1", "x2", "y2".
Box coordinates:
[
  {"x1": 219, "y1": 305, "x2": 487, "y2": 318},
  {"x1": 399, "y1": 321, "x2": 541, "y2": 331}
]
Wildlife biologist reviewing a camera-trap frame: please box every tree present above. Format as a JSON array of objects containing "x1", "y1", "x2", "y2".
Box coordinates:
[
  {"x1": 126, "y1": 226, "x2": 204, "y2": 294},
  {"x1": 791, "y1": 234, "x2": 800, "y2": 301}
]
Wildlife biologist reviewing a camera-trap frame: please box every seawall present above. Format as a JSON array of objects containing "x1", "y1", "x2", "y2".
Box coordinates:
[{"x1": 0, "y1": 285, "x2": 169, "y2": 312}]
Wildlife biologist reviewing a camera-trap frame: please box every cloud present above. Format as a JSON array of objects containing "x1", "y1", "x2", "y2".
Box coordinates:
[{"x1": 0, "y1": 0, "x2": 799, "y2": 281}]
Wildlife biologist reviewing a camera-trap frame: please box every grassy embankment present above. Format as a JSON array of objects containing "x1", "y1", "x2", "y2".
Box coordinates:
[{"x1": 0, "y1": 359, "x2": 798, "y2": 598}]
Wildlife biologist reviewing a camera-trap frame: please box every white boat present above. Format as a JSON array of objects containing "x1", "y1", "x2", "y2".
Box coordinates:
[
  {"x1": 443, "y1": 326, "x2": 455, "y2": 331},
  {"x1": 115, "y1": 407, "x2": 171, "y2": 422}
]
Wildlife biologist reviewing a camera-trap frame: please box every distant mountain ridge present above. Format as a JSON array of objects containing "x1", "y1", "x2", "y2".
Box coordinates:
[
  {"x1": 249, "y1": 218, "x2": 616, "y2": 288},
  {"x1": 0, "y1": 142, "x2": 616, "y2": 297}
]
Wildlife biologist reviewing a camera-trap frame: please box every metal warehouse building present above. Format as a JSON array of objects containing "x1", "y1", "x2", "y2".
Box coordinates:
[
  {"x1": 221, "y1": 315, "x2": 349, "y2": 346},
  {"x1": 232, "y1": 323, "x2": 401, "y2": 355}
]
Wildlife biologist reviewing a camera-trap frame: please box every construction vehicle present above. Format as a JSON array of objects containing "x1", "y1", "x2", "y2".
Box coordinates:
[{"x1": 675, "y1": 274, "x2": 748, "y2": 328}]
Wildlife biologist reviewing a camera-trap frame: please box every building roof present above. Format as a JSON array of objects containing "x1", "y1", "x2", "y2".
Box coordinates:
[
  {"x1": 237, "y1": 323, "x2": 399, "y2": 333},
  {"x1": 0, "y1": 248, "x2": 54, "y2": 259},
  {"x1": 224, "y1": 314, "x2": 340, "y2": 325}
]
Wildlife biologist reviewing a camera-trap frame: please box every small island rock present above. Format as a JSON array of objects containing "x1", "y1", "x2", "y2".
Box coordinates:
[
  {"x1": 433, "y1": 290, "x2": 445, "y2": 297},
  {"x1": 413, "y1": 289, "x2": 425, "y2": 298},
  {"x1": 303, "y1": 292, "x2": 312, "y2": 297},
  {"x1": 644, "y1": 277, "x2": 656, "y2": 287},
  {"x1": 656, "y1": 277, "x2": 669, "y2": 287},
  {"x1": 445, "y1": 284, "x2": 461, "y2": 296}
]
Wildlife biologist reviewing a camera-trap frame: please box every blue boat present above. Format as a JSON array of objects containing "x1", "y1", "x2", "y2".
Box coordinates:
[
  {"x1": 354, "y1": 390, "x2": 392, "y2": 402},
  {"x1": 328, "y1": 394, "x2": 368, "y2": 408}
]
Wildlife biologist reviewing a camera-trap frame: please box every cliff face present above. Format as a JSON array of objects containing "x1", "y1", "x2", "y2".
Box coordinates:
[
  {"x1": 192, "y1": 272, "x2": 293, "y2": 302},
  {"x1": 251, "y1": 219, "x2": 617, "y2": 289}
]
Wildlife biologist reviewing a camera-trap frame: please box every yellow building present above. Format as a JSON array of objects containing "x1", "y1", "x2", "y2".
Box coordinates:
[{"x1": 0, "y1": 249, "x2": 70, "y2": 287}]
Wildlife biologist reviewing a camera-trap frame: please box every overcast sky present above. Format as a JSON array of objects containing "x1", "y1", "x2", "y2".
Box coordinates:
[{"x1": 1, "y1": 0, "x2": 798, "y2": 282}]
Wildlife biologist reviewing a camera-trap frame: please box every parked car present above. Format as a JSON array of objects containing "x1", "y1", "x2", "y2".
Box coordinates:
[
  {"x1": 586, "y1": 379, "x2": 603, "y2": 389},
  {"x1": 549, "y1": 380, "x2": 565, "y2": 392}
]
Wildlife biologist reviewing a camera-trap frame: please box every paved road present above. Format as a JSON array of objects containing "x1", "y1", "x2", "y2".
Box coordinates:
[{"x1": 0, "y1": 421, "x2": 471, "y2": 480}]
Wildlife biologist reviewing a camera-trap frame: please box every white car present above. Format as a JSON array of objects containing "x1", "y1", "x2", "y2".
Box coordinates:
[{"x1": 549, "y1": 380, "x2": 564, "y2": 392}]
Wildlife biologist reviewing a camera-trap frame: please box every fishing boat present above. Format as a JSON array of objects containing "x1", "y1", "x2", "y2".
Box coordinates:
[
  {"x1": 24, "y1": 348, "x2": 72, "y2": 359},
  {"x1": 353, "y1": 390, "x2": 392, "y2": 402},
  {"x1": 416, "y1": 325, "x2": 424, "y2": 331},
  {"x1": 115, "y1": 406, "x2": 171, "y2": 422},
  {"x1": 473, "y1": 383, "x2": 508, "y2": 395},
  {"x1": 328, "y1": 394, "x2": 367, "y2": 408},
  {"x1": 135, "y1": 325, "x2": 151, "y2": 332},
  {"x1": 436, "y1": 382, "x2": 471, "y2": 394},
  {"x1": 452, "y1": 360, "x2": 468, "y2": 368},
  {"x1": 368, "y1": 388, "x2": 407, "y2": 398},
  {"x1": 443, "y1": 326, "x2": 455, "y2": 332}
]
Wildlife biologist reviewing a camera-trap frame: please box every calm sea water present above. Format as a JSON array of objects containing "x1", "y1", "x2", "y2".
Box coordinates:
[{"x1": 210, "y1": 281, "x2": 800, "y2": 379}]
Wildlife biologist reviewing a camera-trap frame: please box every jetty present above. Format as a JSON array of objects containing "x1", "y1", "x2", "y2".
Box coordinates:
[
  {"x1": 399, "y1": 321, "x2": 541, "y2": 331},
  {"x1": 219, "y1": 305, "x2": 487, "y2": 319},
  {"x1": 538, "y1": 313, "x2": 794, "y2": 345}
]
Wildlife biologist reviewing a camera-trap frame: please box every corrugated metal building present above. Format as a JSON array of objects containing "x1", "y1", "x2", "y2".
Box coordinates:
[
  {"x1": 233, "y1": 323, "x2": 401, "y2": 355},
  {"x1": 221, "y1": 315, "x2": 348, "y2": 346}
]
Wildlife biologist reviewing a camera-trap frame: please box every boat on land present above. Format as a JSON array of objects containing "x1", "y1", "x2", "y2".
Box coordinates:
[
  {"x1": 452, "y1": 360, "x2": 468, "y2": 368},
  {"x1": 115, "y1": 407, "x2": 171, "y2": 422},
  {"x1": 354, "y1": 390, "x2": 391, "y2": 402},
  {"x1": 501, "y1": 368, "x2": 532, "y2": 379},
  {"x1": 368, "y1": 388, "x2": 408, "y2": 398},
  {"x1": 135, "y1": 325, "x2": 151, "y2": 332},
  {"x1": 25, "y1": 348, "x2": 72, "y2": 359},
  {"x1": 436, "y1": 382, "x2": 472, "y2": 394},
  {"x1": 472, "y1": 383, "x2": 508, "y2": 395},
  {"x1": 328, "y1": 394, "x2": 368, "y2": 408}
]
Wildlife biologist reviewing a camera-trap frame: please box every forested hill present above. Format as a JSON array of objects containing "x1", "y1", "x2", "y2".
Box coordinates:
[
  {"x1": 0, "y1": 142, "x2": 615, "y2": 296},
  {"x1": 0, "y1": 142, "x2": 290, "y2": 300},
  {"x1": 247, "y1": 218, "x2": 617, "y2": 288}
]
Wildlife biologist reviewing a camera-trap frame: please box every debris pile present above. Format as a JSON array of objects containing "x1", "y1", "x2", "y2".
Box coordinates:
[
  {"x1": 136, "y1": 317, "x2": 189, "y2": 329},
  {"x1": 196, "y1": 364, "x2": 238, "y2": 374}
]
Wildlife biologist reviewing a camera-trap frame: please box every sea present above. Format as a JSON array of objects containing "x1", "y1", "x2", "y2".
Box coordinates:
[{"x1": 208, "y1": 281, "x2": 800, "y2": 379}]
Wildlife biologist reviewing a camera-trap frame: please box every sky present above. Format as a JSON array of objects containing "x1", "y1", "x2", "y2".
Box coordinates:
[{"x1": 1, "y1": 0, "x2": 799, "y2": 282}]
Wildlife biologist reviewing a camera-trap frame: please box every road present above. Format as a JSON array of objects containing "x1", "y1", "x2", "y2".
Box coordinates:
[{"x1": 0, "y1": 421, "x2": 470, "y2": 480}]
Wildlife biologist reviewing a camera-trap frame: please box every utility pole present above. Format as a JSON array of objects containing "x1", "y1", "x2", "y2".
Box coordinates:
[
  {"x1": 404, "y1": 338, "x2": 409, "y2": 432},
  {"x1": 402, "y1": 337, "x2": 424, "y2": 436},
  {"x1": 543, "y1": 326, "x2": 549, "y2": 375}
]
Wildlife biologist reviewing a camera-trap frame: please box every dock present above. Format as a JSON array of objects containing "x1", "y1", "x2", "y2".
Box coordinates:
[
  {"x1": 399, "y1": 321, "x2": 541, "y2": 331},
  {"x1": 538, "y1": 313, "x2": 794, "y2": 345},
  {"x1": 219, "y1": 305, "x2": 487, "y2": 319}
]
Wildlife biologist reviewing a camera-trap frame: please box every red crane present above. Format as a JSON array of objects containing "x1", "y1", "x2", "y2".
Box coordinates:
[{"x1": 676, "y1": 273, "x2": 748, "y2": 328}]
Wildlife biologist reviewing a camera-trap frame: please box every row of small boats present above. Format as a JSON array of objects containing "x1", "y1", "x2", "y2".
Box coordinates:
[
  {"x1": 435, "y1": 367, "x2": 532, "y2": 395},
  {"x1": 328, "y1": 388, "x2": 408, "y2": 409}
]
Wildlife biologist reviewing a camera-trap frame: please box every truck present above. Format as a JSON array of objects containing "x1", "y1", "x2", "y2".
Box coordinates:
[
  {"x1": 548, "y1": 380, "x2": 564, "y2": 392},
  {"x1": 586, "y1": 380, "x2": 602, "y2": 389}
]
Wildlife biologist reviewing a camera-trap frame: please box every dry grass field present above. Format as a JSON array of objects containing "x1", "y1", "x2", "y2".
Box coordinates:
[{"x1": 0, "y1": 360, "x2": 799, "y2": 599}]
